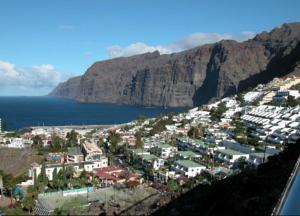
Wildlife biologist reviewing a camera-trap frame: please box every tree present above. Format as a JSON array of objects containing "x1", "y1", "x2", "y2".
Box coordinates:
[
  {"x1": 210, "y1": 102, "x2": 228, "y2": 122},
  {"x1": 108, "y1": 132, "x2": 121, "y2": 154},
  {"x1": 188, "y1": 124, "x2": 205, "y2": 139},
  {"x1": 137, "y1": 115, "x2": 146, "y2": 125},
  {"x1": 22, "y1": 195, "x2": 35, "y2": 213},
  {"x1": 66, "y1": 130, "x2": 78, "y2": 147},
  {"x1": 234, "y1": 120, "x2": 246, "y2": 137},
  {"x1": 32, "y1": 135, "x2": 43, "y2": 147},
  {"x1": 65, "y1": 166, "x2": 74, "y2": 180},
  {"x1": 236, "y1": 91, "x2": 245, "y2": 105},
  {"x1": 135, "y1": 132, "x2": 144, "y2": 149},
  {"x1": 286, "y1": 95, "x2": 299, "y2": 107},
  {"x1": 167, "y1": 180, "x2": 179, "y2": 192},
  {"x1": 37, "y1": 162, "x2": 48, "y2": 189},
  {"x1": 51, "y1": 134, "x2": 65, "y2": 152}
]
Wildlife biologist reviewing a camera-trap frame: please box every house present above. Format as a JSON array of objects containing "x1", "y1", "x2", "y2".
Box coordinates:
[
  {"x1": 93, "y1": 166, "x2": 124, "y2": 186},
  {"x1": 172, "y1": 160, "x2": 206, "y2": 178},
  {"x1": 273, "y1": 90, "x2": 300, "y2": 104},
  {"x1": 215, "y1": 149, "x2": 249, "y2": 165},
  {"x1": 152, "y1": 143, "x2": 178, "y2": 159},
  {"x1": 5, "y1": 138, "x2": 32, "y2": 149},
  {"x1": 141, "y1": 154, "x2": 164, "y2": 170},
  {"x1": 248, "y1": 152, "x2": 272, "y2": 166},
  {"x1": 29, "y1": 157, "x2": 108, "y2": 183},
  {"x1": 157, "y1": 170, "x2": 176, "y2": 183},
  {"x1": 82, "y1": 142, "x2": 103, "y2": 161},
  {"x1": 129, "y1": 148, "x2": 150, "y2": 156},
  {"x1": 177, "y1": 151, "x2": 201, "y2": 160},
  {"x1": 67, "y1": 146, "x2": 84, "y2": 163},
  {"x1": 243, "y1": 91, "x2": 263, "y2": 104}
]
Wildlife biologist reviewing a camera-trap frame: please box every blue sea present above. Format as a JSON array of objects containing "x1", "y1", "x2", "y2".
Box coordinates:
[{"x1": 0, "y1": 97, "x2": 185, "y2": 131}]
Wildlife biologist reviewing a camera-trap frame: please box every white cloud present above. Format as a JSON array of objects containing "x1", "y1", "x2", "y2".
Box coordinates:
[
  {"x1": 0, "y1": 60, "x2": 71, "y2": 95},
  {"x1": 108, "y1": 31, "x2": 256, "y2": 58}
]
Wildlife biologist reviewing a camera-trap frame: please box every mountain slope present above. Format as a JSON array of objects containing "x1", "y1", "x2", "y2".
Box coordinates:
[{"x1": 50, "y1": 22, "x2": 300, "y2": 107}]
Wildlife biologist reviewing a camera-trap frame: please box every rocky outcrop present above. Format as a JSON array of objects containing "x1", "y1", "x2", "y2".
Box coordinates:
[{"x1": 50, "y1": 22, "x2": 300, "y2": 107}]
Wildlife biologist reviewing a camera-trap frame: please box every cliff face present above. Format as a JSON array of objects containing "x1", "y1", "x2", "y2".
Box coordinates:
[{"x1": 50, "y1": 22, "x2": 300, "y2": 107}]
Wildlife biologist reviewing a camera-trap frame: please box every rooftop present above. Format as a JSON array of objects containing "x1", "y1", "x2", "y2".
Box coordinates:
[
  {"x1": 156, "y1": 143, "x2": 174, "y2": 149},
  {"x1": 83, "y1": 142, "x2": 102, "y2": 154},
  {"x1": 250, "y1": 152, "x2": 273, "y2": 159},
  {"x1": 178, "y1": 151, "x2": 200, "y2": 158},
  {"x1": 142, "y1": 154, "x2": 159, "y2": 162},
  {"x1": 68, "y1": 146, "x2": 83, "y2": 156},
  {"x1": 175, "y1": 160, "x2": 204, "y2": 168},
  {"x1": 217, "y1": 149, "x2": 248, "y2": 156},
  {"x1": 130, "y1": 149, "x2": 150, "y2": 155}
]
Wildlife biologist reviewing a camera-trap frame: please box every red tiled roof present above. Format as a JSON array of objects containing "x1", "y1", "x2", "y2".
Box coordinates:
[
  {"x1": 94, "y1": 166, "x2": 123, "y2": 174},
  {"x1": 95, "y1": 172, "x2": 118, "y2": 181}
]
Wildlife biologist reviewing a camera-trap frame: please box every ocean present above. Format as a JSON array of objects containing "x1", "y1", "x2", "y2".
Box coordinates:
[{"x1": 0, "y1": 97, "x2": 185, "y2": 131}]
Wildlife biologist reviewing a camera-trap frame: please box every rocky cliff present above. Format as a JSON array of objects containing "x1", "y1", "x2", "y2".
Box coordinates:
[{"x1": 50, "y1": 22, "x2": 300, "y2": 107}]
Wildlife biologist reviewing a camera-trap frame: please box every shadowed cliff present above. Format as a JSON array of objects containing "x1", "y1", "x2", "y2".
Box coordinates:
[{"x1": 50, "y1": 22, "x2": 300, "y2": 107}]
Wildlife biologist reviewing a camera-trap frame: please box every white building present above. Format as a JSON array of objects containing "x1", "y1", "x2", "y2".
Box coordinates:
[
  {"x1": 243, "y1": 91, "x2": 263, "y2": 104},
  {"x1": 5, "y1": 138, "x2": 32, "y2": 149},
  {"x1": 172, "y1": 160, "x2": 206, "y2": 178},
  {"x1": 273, "y1": 90, "x2": 300, "y2": 104},
  {"x1": 248, "y1": 152, "x2": 272, "y2": 166},
  {"x1": 29, "y1": 157, "x2": 108, "y2": 183},
  {"x1": 141, "y1": 154, "x2": 164, "y2": 170},
  {"x1": 152, "y1": 143, "x2": 178, "y2": 159},
  {"x1": 215, "y1": 149, "x2": 249, "y2": 165},
  {"x1": 82, "y1": 142, "x2": 103, "y2": 161}
]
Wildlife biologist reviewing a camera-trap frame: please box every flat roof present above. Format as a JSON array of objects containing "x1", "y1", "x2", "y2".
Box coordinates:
[
  {"x1": 175, "y1": 160, "x2": 204, "y2": 168},
  {"x1": 68, "y1": 146, "x2": 83, "y2": 156},
  {"x1": 178, "y1": 151, "x2": 200, "y2": 158},
  {"x1": 142, "y1": 154, "x2": 159, "y2": 161},
  {"x1": 83, "y1": 142, "x2": 102, "y2": 153},
  {"x1": 250, "y1": 152, "x2": 272, "y2": 158},
  {"x1": 156, "y1": 143, "x2": 173, "y2": 148},
  {"x1": 217, "y1": 149, "x2": 247, "y2": 156},
  {"x1": 130, "y1": 149, "x2": 150, "y2": 154}
]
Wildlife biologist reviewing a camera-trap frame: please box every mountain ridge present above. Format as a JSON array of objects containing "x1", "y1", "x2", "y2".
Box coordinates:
[{"x1": 50, "y1": 22, "x2": 300, "y2": 107}]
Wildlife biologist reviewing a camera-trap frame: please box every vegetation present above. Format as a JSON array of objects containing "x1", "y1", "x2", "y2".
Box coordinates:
[
  {"x1": 236, "y1": 91, "x2": 245, "y2": 105},
  {"x1": 136, "y1": 115, "x2": 147, "y2": 125},
  {"x1": 3, "y1": 132, "x2": 19, "y2": 138},
  {"x1": 135, "y1": 131, "x2": 144, "y2": 149},
  {"x1": 0, "y1": 170, "x2": 28, "y2": 193},
  {"x1": 210, "y1": 102, "x2": 228, "y2": 121},
  {"x1": 66, "y1": 130, "x2": 78, "y2": 147},
  {"x1": 107, "y1": 132, "x2": 122, "y2": 154},
  {"x1": 290, "y1": 83, "x2": 300, "y2": 91},
  {"x1": 286, "y1": 95, "x2": 300, "y2": 107},
  {"x1": 149, "y1": 114, "x2": 174, "y2": 136},
  {"x1": 155, "y1": 141, "x2": 300, "y2": 216},
  {"x1": 53, "y1": 196, "x2": 88, "y2": 215},
  {"x1": 187, "y1": 124, "x2": 205, "y2": 139}
]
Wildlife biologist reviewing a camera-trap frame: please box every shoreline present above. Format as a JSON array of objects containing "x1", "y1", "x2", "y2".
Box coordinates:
[{"x1": 28, "y1": 123, "x2": 129, "y2": 130}]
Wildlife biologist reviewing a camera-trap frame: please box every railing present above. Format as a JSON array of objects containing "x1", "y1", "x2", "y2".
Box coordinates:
[
  {"x1": 38, "y1": 186, "x2": 94, "y2": 198},
  {"x1": 272, "y1": 155, "x2": 300, "y2": 215}
]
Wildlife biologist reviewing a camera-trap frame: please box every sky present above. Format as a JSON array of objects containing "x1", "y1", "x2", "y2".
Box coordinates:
[{"x1": 0, "y1": 0, "x2": 300, "y2": 96}]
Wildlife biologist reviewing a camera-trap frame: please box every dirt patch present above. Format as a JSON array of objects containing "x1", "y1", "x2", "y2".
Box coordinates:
[{"x1": 0, "y1": 147, "x2": 43, "y2": 176}]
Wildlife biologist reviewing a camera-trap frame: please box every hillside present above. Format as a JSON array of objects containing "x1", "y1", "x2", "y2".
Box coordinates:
[
  {"x1": 153, "y1": 140, "x2": 300, "y2": 215},
  {"x1": 50, "y1": 22, "x2": 300, "y2": 107}
]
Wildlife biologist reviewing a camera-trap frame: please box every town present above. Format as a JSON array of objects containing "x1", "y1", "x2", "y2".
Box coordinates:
[{"x1": 1, "y1": 75, "x2": 300, "y2": 215}]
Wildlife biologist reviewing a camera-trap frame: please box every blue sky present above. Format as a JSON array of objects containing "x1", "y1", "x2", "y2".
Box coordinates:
[{"x1": 0, "y1": 0, "x2": 300, "y2": 95}]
